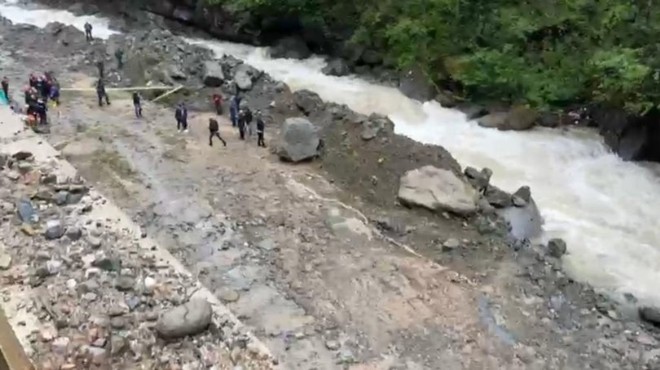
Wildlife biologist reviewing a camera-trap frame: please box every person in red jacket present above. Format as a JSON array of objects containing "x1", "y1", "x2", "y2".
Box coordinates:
[{"x1": 212, "y1": 93, "x2": 223, "y2": 115}]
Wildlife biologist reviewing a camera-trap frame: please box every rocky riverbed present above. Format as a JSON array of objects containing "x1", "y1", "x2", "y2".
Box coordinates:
[{"x1": 1, "y1": 6, "x2": 660, "y2": 370}]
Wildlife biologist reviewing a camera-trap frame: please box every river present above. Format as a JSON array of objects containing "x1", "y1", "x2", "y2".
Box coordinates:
[{"x1": 2, "y1": 1, "x2": 660, "y2": 308}]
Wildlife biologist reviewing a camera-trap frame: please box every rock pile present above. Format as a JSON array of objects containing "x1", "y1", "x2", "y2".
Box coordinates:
[{"x1": 0, "y1": 150, "x2": 273, "y2": 369}]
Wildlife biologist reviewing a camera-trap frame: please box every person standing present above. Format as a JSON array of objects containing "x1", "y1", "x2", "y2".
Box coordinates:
[
  {"x1": 256, "y1": 110, "x2": 266, "y2": 147},
  {"x1": 49, "y1": 83, "x2": 60, "y2": 106},
  {"x1": 96, "y1": 79, "x2": 110, "y2": 106},
  {"x1": 243, "y1": 105, "x2": 253, "y2": 137},
  {"x1": 96, "y1": 60, "x2": 105, "y2": 80},
  {"x1": 229, "y1": 95, "x2": 241, "y2": 127},
  {"x1": 132, "y1": 92, "x2": 142, "y2": 118},
  {"x1": 175, "y1": 103, "x2": 188, "y2": 132},
  {"x1": 84, "y1": 22, "x2": 93, "y2": 41},
  {"x1": 237, "y1": 108, "x2": 246, "y2": 140},
  {"x1": 208, "y1": 118, "x2": 227, "y2": 147},
  {"x1": 115, "y1": 49, "x2": 124, "y2": 70},
  {"x1": 212, "y1": 93, "x2": 223, "y2": 115},
  {"x1": 1, "y1": 77, "x2": 9, "y2": 100}
]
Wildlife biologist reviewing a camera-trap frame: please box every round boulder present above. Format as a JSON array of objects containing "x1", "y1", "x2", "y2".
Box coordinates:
[{"x1": 277, "y1": 117, "x2": 320, "y2": 162}]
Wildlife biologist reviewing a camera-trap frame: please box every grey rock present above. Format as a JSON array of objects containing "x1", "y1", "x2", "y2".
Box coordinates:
[
  {"x1": 218, "y1": 288, "x2": 240, "y2": 303},
  {"x1": 167, "y1": 64, "x2": 186, "y2": 81},
  {"x1": 398, "y1": 67, "x2": 435, "y2": 102},
  {"x1": 257, "y1": 238, "x2": 275, "y2": 251},
  {"x1": 110, "y1": 335, "x2": 128, "y2": 356},
  {"x1": 398, "y1": 166, "x2": 479, "y2": 215},
  {"x1": 110, "y1": 317, "x2": 126, "y2": 329},
  {"x1": 513, "y1": 186, "x2": 532, "y2": 204},
  {"x1": 464, "y1": 167, "x2": 492, "y2": 191},
  {"x1": 114, "y1": 276, "x2": 136, "y2": 292},
  {"x1": 484, "y1": 186, "x2": 512, "y2": 208},
  {"x1": 478, "y1": 107, "x2": 538, "y2": 131},
  {"x1": 17, "y1": 198, "x2": 38, "y2": 224},
  {"x1": 66, "y1": 227, "x2": 82, "y2": 241},
  {"x1": 498, "y1": 198, "x2": 543, "y2": 241},
  {"x1": 233, "y1": 63, "x2": 261, "y2": 91},
  {"x1": 277, "y1": 117, "x2": 320, "y2": 162},
  {"x1": 66, "y1": 192, "x2": 84, "y2": 204},
  {"x1": 478, "y1": 112, "x2": 509, "y2": 129},
  {"x1": 325, "y1": 339, "x2": 340, "y2": 350},
  {"x1": 203, "y1": 61, "x2": 224, "y2": 87},
  {"x1": 0, "y1": 253, "x2": 12, "y2": 270},
  {"x1": 156, "y1": 299, "x2": 213, "y2": 339},
  {"x1": 322, "y1": 58, "x2": 350, "y2": 77},
  {"x1": 547, "y1": 238, "x2": 567, "y2": 258},
  {"x1": 361, "y1": 114, "x2": 390, "y2": 141},
  {"x1": 92, "y1": 255, "x2": 121, "y2": 272},
  {"x1": 87, "y1": 236, "x2": 102, "y2": 249},
  {"x1": 293, "y1": 89, "x2": 324, "y2": 115},
  {"x1": 44, "y1": 220, "x2": 65, "y2": 240},
  {"x1": 443, "y1": 238, "x2": 460, "y2": 250},
  {"x1": 640, "y1": 306, "x2": 660, "y2": 327},
  {"x1": 270, "y1": 36, "x2": 311, "y2": 60}
]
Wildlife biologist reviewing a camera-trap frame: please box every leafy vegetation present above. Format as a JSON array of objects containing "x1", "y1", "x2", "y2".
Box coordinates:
[{"x1": 206, "y1": 0, "x2": 659, "y2": 113}]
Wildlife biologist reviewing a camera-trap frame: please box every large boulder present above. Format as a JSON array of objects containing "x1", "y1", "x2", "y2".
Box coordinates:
[
  {"x1": 270, "y1": 36, "x2": 311, "y2": 60},
  {"x1": 398, "y1": 67, "x2": 435, "y2": 102},
  {"x1": 497, "y1": 186, "x2": 543, "y2": 240},
  {"x1": 398, "y1": 166, "x2": 479, "y2": 215},
  {"x1": 293, "y1": 89, "x2": 325, "y2": 115},
  {"x1": 277, "y1": 117, "x2": 320, "y2": 162},
  {"x1": 156, "y1": 299, "x2": 213, "y2": 339},
  {"x1": 477, "y1": 107, "x2": 538, "y2": 131},
  {"x1": 322, "y1": 58, "x2": 350, "y2": 77},
  {"x1": 233, "y1": 63, "x2": 261, "y2": 91},
  {"x1": 202, "y1": 61, "x2": 225, "y2": 87},
  {"x1": 592, "y1": 107, "x2": 660, "y2": 162}
]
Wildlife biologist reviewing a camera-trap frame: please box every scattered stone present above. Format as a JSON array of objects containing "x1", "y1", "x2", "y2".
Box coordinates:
[
  {"x1": 156, "y1": 299, "x2": 213, "y2": 339},
  {"x1": 110, "y1": 317, "x2": 126, "y2": 329},
  {"x1": 5, "y1": 171, "x2": 20, "y2": 181},
  {"x1": 17, "y1": 198, "x2": 39, "y2": 224},
  {"x1": 66, "y1": 227, "x2": 82, "y2": 241},
  {"x1": 86, "y1": 236, "x2": 102, "y2": 249},
  {"x1": 293, "y1": 89, "x2": 324, "y2": 115},
  {"x1": 218, "y1": 288, "x2": 240, "y2": 303},
  {"x1": 0, "y1": 253, "x2": 12, "y2": 270},
  {"x1": 84, "y1": 345, "x2": 107, "y2": 364},
  {"x1": 257, "y1": 238, "x2": 276, "y2": 251},
  {"x1": 464, "y1": 167, "x2": 492, "y2": 192},
  {"x1": 92, "y1": 255, "x2": 121, "y2": 272},
  {"x1": 44, "y1": 219, "x2": 65, "y2": 240},
  {"x1": 484, "y1": 186, "x2": 512, "y2": 208},
  {"x1": 110, "y1": 335, "x2": 128, "y2": 356},
  {"x1": 325, "y1": 340, "x2": 340, "y2": 351},
  {"x1": 234, "y1": 63, "x2": 260, "y2": 91},
  {"x1": 20, "y1": 224, "x2": 37, "y2": 236},
  {"x1": 51, "y1": 337, "x2": 70, "y2": 355},
  {"x1": 322, "y1": 58, "x2": 350, "y2": 77},
  {"x1": 442, "y1": 238, "x2": 460, "y2": 251},
  {"x1": 12, "y1": 151, "x2": 33, "y2": 161},
  {"x1": 547, "y1": 238, "x2": 567, "y2": 258},
  {"x1": 513, "y1": 186, "x2": 532, "y2": 204},
  {"x1": 143, "y1": 276, "x2": 157, "y2": 293},
  {"x1": 639, "y1": 306, "x2": 660, "y2": 327},
  {"x1": 361, "y1": 114, "x2": 390, "y2": 141},
  {"x1": 398, "y1": 166, "x2": 479, "y2": 215},
  {"x1": 277, "y1": 117, "x2": 320, "y2": 162},
  {"x1": 115, "y1": 276, "x2": 136, "y2": 292}
]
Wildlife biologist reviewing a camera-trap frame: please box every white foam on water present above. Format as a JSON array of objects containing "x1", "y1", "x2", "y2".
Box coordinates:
[{"x1": 4, "y1": 3, "x2": 660, "y2": 307}]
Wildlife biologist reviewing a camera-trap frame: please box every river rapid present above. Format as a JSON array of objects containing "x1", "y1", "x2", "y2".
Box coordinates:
[{"x1": 2, "y1": 1, "x2": 660, "y2": 308}]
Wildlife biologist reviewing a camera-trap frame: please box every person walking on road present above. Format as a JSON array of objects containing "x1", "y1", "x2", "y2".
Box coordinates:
[
  {"x1": 175, "y1": 103, "x2": 188, "y2": 133},
  {"x1": 115, "y1": 48, "x2": 124, "y2": 69},
  {"x1": 2, "y1": 77, "x2": 9, "y2": 100},
  {"x1": 96, "y1": 60, "x2": 105, "y2": 80},
  {"x1": 132, "y1": 92, "x2": 142, "y2": 118},
  {"x1": 256, "y1": 110, "x2": 266, "y2": 147},
  {"x1": 212, "y1": 93, "x2": 223, "y2": 115},
  {"x1": 96, "y1": 79, "x2": 110, "y2": 106},
  {"x1": 208, "y1": 118, "x2": 227, "y2": 147}
]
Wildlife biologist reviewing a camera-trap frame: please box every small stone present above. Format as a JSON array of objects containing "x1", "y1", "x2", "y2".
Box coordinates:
[
  {"x1": 46, "y1": 260, "x2": 63, "y2": 275},
  {"x1": 512, "y1": 196, "x2": 527, "y2": 207},
  {"x1": 91, "y1": 336, "x2": 107, "y2": 348},
  {"x1": 87, "y1": 236, "x2": 102, "y2": 249},
  {"x1": 84, "y1": 345, "x2": 107, "y2": 365},
  {"x1": 44, "y1": 220, "x2": 65, "y2": 240},
  {"x1": 143, "y1": 276, "x2": 157, "y2": 293},
  {"x1": 5, "y1": 171, "x2": 20, "y2": 181},
  {"x1": 51, "y1": 337, "x2": 70, "y2": 355},
  {"x1": 54, "y1": 191, "x2": 69, "y2": 206},
  {"x1": 92, "y1": 255, "x2": 121, "y2": 271},
  {"x1": 39, "y1": 325, "x2": 58, "y2": 342},
  {"x1": 218, "y1": 288, "x2": 240, "y2": 303},
  {"x1": 16, "y1": 161, "x2": 32, "y2": 174},
  {"x1": 20, "y1": 224, "x2": 36, "y2": 236},
  {"x1": 547, "y1": 238, "x2": 567, "y2": 258},
  {"x1": 108, "y1": 303, "x2": 129, "y2": 317},
  {"x1": 325, "y1": 340, "x2": 340, "y2": 350},
  {"x1": 83, "y1": 293, "x2": 98, "y2": 301},
  {"x1": 156, "y1": 299, "x2": 213, "y2": 339},
  {"x1": 0, "y1": 253, "x2": 12, "y2": 270},
  {"x1": 442, "y1": 238, "x2": 460, "y2": 251},
  {"x1": 66, "y1": 227, "x2": 82, "y2": 241},
  {"x1": 110, "y1": 317, "x2": 126, "y2": 329},
  {"x1": 114, "y1": 276, "x2": 135, "y2": 292},
  {"x1": 513, "y1": 186, "x2": 532, "y2": 203},
  {"x1": 126, "y1": 296, "x2": 140, "y2": 310},
  {"x1": 110, "y1": 335, "x2": 128, "y2": 356}
]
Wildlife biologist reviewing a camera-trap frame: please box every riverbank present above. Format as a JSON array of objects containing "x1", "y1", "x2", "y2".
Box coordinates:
[{"x1": 0, "y1": 3, "x2": 659, "y2": 369}]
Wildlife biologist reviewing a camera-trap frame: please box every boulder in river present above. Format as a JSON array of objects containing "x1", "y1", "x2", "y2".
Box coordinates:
[
  {"x1": 270, "y1": 36, "x2": 311, "y2": 60},
  {"x1": 277, "y1": 117, "x2": 321, "y2": 162},
  {"x1": 203, "y1": 61, "x2": 224, "y2": 87},
  {"x1": 398, "y1": 66, "x2": 435, "y2": 102},
  {"x1": 547, "y1": 238, "x2": 567, "y2": 258},
  {"x1": 156, "y1": 299, "x2": 213, "y2": 339},
  {"x1": 497, "y1": 187, "x2": 543, "y2": 241},
  {"x1": 322, "y1": 58, "x2": 350, "y2": 77},
  {"x1": 398, "y1": 166, "x2": 479, "y2": 215},
  {"x1": 464, "y1": 167, "x2": 492, "y2": 192},
  {"x1": 477, "y1": 107, "x2": 538, "y2": 131},
  {"x1": 233, "y1": 63, "x2": 261, "y2": 91}
]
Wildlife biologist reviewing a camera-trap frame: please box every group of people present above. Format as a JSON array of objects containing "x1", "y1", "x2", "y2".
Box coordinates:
[
  {"x1": 228, "y1": 94, "x2": 266, "y2": 147},
  {"x1": 23, "y1": 72, "x2": 60, "y2": 126}
]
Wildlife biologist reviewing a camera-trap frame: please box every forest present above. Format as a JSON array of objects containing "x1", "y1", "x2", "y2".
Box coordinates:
[{"x1": 206, "y1": 0, "x2": 659, "y2": 114}]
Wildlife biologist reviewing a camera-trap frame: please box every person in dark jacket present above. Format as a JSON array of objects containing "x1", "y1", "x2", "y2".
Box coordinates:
[
  {"x1": 132, "y1": 92, "x2": 142, "y2": 118},
  {"x1": 229, "y1": 95, "x2": 241, "y2": 127},
  {"x1": 49, "y1": 83, "x2": 60, "y2": 106},
  {"x1": 212, "y1": 93, "x2": 223, "y2": 115},
  {"x1": 1, "y1": 77, "x2": 9, "y2": 100},
  {"x1": 243, "y1": 106, "x2": 253, "y2": 136},
  {"x1": 256, "y1": 110, "x2": 266, "y2": 147},
  {"x1": 208, "y1": 118, "x2": 227, "y2": 147},
  {"x1": 84, "y1": 22, "x2": 93, "y2": 41},
  {"x1": 96, "y1": 60, "x2": 105, "y2": 79},
  {"x1": 175, "y1": 103, "x2": 188, "y2": 132},
  {"x1": 115, "y1": 49, "x2": 124, "y2": 69},
  {"x1": 96, "y1": 79, "x2": 110, "y2": 106},
  {"x1": 237, "y1": 108, "x2": 246, "y2": 140}
]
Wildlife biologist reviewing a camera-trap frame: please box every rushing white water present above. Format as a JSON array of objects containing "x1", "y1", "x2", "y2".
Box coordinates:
[{"x1": 3, "y1": 3, "x2": 660, "y2": 307}]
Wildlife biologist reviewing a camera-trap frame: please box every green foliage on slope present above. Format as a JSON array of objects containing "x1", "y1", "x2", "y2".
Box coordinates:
[{"x1": 206, "y1": 0, "x2": 660, "y2": 113}]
